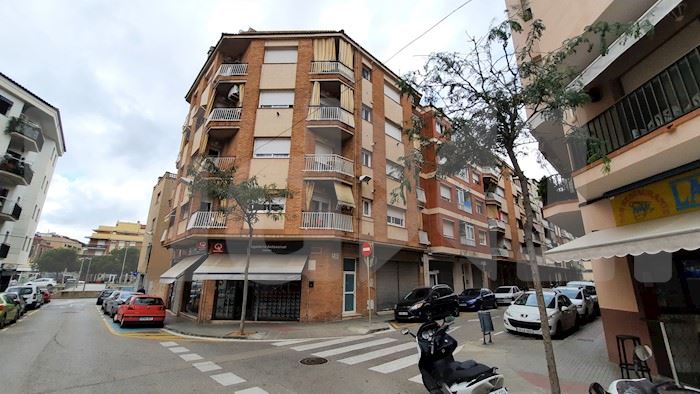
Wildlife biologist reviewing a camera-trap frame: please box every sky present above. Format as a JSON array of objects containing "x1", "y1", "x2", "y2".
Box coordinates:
[{"x1": 2, "y1": 0, "x2": 551, "y2": 242}]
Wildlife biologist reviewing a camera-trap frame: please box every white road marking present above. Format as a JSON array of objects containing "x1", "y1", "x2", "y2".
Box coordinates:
[
  {"x1": 160, "y1": 341, "x2": 178, "y2": 347},
  {"x1": 312, "y1": 338, "x2": 397, "y2": 358},
  {"x1": 493, "y1": 331, "x2": 504, "y2": 336},
  {"x1": 369, "y1": 353, "x2": 418, "y2": 373},
  {"x1": 409, "y1": 374, "x2": 423, "y2": 384},
  {"x1": 169, "y1": 346, "x2": 190, "y2": 354},
  {"x1": 235, "y1": 388, "x2": 269, "y2": 394},
  {"x1": 193, "y1": 361, "x2": 222, "y2": 372},
  {"x1": 290, "y1": 335, "x2": 373, "y2": 352},
  {"x1": 338, "y1": 342, "x2": 416, "y2": 365},
  {"x1": 179, "y1": 353, "x2": 203, "y2": 361},
  {"x1": 270, "y1": 338, "x2": 317, "y2": 347},
  {"x1": 0, "y1": 328, "x2": 7, "y2": 332},
  {"x1": 447, "y1": 325, "x2": 461, "y2": 334},
  {"x1": 210, "y1": 372, "x2": 246, "y2": 386},
  {"x1": 468, "y1": 318, "x2": 479, "y2": 322}
]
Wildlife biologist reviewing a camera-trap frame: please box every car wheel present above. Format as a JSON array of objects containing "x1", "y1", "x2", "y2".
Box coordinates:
[
  {"x1": 452, "y1": 306, "x2": 460, "y2": 317},
  {"x1": 422, "y1": 310, "x2": 433, "y2": 322},
  {"x1": 553, "y1": 321, "x2": 563, "y2": 339},
  {"x1": 0, "y1": 316, "x2": 5, "y2": 329}
]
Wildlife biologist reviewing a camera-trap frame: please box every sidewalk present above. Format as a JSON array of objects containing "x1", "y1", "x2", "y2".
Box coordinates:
[{"x1": 164, "y1": 313, "x2": 394, "y2": 340}]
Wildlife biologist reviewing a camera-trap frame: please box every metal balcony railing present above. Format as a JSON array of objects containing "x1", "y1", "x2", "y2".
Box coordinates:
[
  {"x1": 0, "y1": 154, "x2": 33, "y2": 184},
  {"x1": 488, "y1": 219, "x2": 507, "y2": 231},
  {"x1": 541, "y1": 174, "x2": 577, "y2": 206},
  {"x1": 208, "y1": 108, "x2": 242, "y2": 122},
  {"x1": 6, "y1": 116, "x2": 44, "y2": 152},
  {"x1": 460, "y1": 237, "x2": 476, "y2": 247},
  {"x1": 218, "y1": 63, "x2": 248, "y2": 76},
  {"x1": 0, "y1": 197, "x2": 22, "y2": 221},
  {"x1": 310, "y1": 61, "x2": 354, "y2": 81},
  {"x1": 204, "y1": 156, "x2": 236, "y2": 171},
  {"x1": 570, "y1": 46, "x2": 700, "y2": 170},
  {"x1": 304, "y1": 154, "x2": 354, "y2": 177},
  {"x1": 307, "y1": 106, "x2": 355, "y2": 128},
  {"x1": 187, "y1": 211, "x2": 227, "y2": 230},
  {"x1": 491, "y1": 248, "x2": 510, "y2": 257},
  {"x1": 301, "y1": 212, "x2": 353, "y2": 232}
]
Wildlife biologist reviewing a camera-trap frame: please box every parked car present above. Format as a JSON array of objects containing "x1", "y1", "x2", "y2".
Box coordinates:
[
  {"x1": 41, "y1": 289, "x2": 52, "y2": 304},
  {"x1": 5, "y1": 285, "x2": 43, "y2": 309},
  {"x1": 555, "y1": 286, "x2": 594, "y2": 323},
  {"x1": 493, "y1": 286, "x2": 523, "y2": 305},
  {"x1": 25, "y1": 278, "x2": 57, "y2": 291},
  {"x1": 96, "y1": 289, "x2": 117, "y2": 305},
  {"x1": 0, "y1": 293, "x2": 21, "y2": 327},
  {"x1": 504, "y1": 291, "x2": 578, "y2": 338},
  {"x1": 114, "y1": 295, "x2": 166, "y2": 328},
  {"x1": 457, "y1": 288, "x2": 498, "y2": 311},
  {"x1": 5, "y1": 292, "x2": 26, "y2": 316},
  {"x1": 102, "y1": 291, "x2": 120, "y2": 312},
  {"x1": 567, "y1": 280, "x2": 599, "y2": 315},
  {"x1": 394, "y1": 285, "x2": 459, "y2": 322},
  {"x1": 104, "y1": 291, "x2": 139, "y2": 317}
]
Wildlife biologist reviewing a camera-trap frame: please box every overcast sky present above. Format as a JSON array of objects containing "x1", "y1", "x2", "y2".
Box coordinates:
[{"x1": 2, "y1": 0, "x2": 551, "y2": 242}]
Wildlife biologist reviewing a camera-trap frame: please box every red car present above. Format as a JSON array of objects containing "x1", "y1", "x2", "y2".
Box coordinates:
[
  {"x1": 114, "y1": 295, "x2": 166, "y2": 328},
  {"x1": 41, "y1": 289, "x2": 51, "y2": 304}
]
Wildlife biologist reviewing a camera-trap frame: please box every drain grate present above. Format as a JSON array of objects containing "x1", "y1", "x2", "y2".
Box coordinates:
[{"x1": 299, "y1": 357, "x2": 328, "y2": 365}]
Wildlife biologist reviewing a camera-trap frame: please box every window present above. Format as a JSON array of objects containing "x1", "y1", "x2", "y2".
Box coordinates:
[
  {"x1": 435, "y1": 120, "x2": 447, "y2": 134},
  {"x1": 439, "y1": 184, "x2": 452, "y2": 201},
  {"x1": 501, "y1": 212, "x2": 509, "y2": 223},
  {"x1": 442, "y1": 220, "x2": 455, "y2": 238},
  {"x1": 478, "y1": 230, "x2": 488, "y2": 245},
  {"x1": 259, "y1": 90, "x2": 295, "y2": 108},
  {"x1": 32, "y1": 205, "x2": 38, "y2": 220},
  {"x1": 472, "y1": 171, "x2": 481, "y2": 184},
  {"x1": 362, "y1": 199, "x2": 372, "y2": 217},
  {"x1": 361, "y1": 105, "x2": 372, "y2": 122},
  {"x1": 385, "y1": 120, "x2": 402, "y2": 141},
  {"x1": 22, "y1": 236, "x2": 28, "y2": 251},
  {"x1": 97, "y1": 240, "x2": 106, "y2": 246},
  {"x1": 387, "y1": 206, "x2": 405, "y2": 227},
  {"x1": 495, "y1": 186, "x2": 505, "y2": 198},
  {"x1": 475, "y1": 201, "x2": 484, "y2": 215},
  {"x1": 362, "y1": 66, "x2": 371, "y2": 81},
  {"x1": 180, "y1": 202, "x2": 190, "y2": 220},
  {"x1": 251, "y1": 197, "x2": 286, "y2": 213},
  {"x1": 457, "y1": 169, "x2": 468, "y2": 181},
  {"x1": 384, "y1": 82, "x2": 401, "y2": 103},
  {"x1": 361, "y1": 149, "x2": 372, "y2": 168},
  {"x1": 263, "y1": 47, "x2": 297, "y2": 63},
  {"x1": 253, "y1": 138, "x2": 291, "y2": 158},
  {"x1": 460, "y1": 221, "x2": 475, "y2": 244},
  {"x1": 0, "y1": 95, "x2": 12, "y2": 116},
  {"x1": 41, "y1": 176, "x2": 47, "y2": 190},
  {"x1": 156, "y1": 192, "x2": 161, "y2": 203},
  {"x1": 386, "y1": 160, "x2": 403, "y2": 180},
  {"x1": 456, "y1": 187, "x2": 472, "y2": 213},
  {"x1": 35, "y1": 208, "x2": 41, "y2": 221}
]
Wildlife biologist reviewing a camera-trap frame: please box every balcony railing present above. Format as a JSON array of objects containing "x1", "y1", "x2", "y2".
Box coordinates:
[
  {"x1": 0, "y1": 197, "x2": 22, "y2": 221},
  {"x1": 541, "y1": 174, "x2": 577, "y2": 206},
  {"x1": 187, "y1": 211, "x2": 227, "y2": 230},
  {"x1": 0, "y1": 155, "x2": 33, "y2": 185},
  {"x1": 5, "y1": 116, "x2": 45, "y2": 152},
  {"x1": 310, "y1": 61, "x2": 354, "y2": 82},
  {"x1": 570, "y1": 46, "x2": 700, "y2": 170},
  {"x1": 301, "y1": 212, "x2": 353, "y2": 232},
  {"x1": 208, "y1": 107, "x2": 242, "y2": 122},
  {"x1": 460, "y1": 237, "x2": 476, "y2": 247},
  {"x1": 416, "y1": 188, "x2": 427, "y2": 205},
  {"x1": 0, "y1": 243, "x2": 8, "y2": 258},
  {"x1": 488, "y1": 219, "x2": 507, "y2": 231},
  {"x1": 491, "y1": 248, "x2": 510, "y2": 257},
  {"x1": 218, "y1": 63, "x2": 248, "y2": 76},
  {"x1": 307, "y1": 106, "x2": 355, "y2": 128},
  {"x1": 204, "y1": 156, "x2": 236, "y2": 171},
  {"x1": 482, "y1": 166, "x2": 500, "y2": 178},
  {"x1": 304, "y1": 154, "x2": 354, "y2": 177}
]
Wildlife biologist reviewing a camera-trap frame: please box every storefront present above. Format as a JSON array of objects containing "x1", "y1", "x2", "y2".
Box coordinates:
[
  {"x1": 159, "y1": 254, "x2": 206, "y2": 315},
  {"x1": 374, "y1": 260, "x2": 420, "y2": 311}
]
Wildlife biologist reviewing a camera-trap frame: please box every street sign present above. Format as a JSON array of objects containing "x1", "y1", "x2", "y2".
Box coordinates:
[{"x1": 361, "y1": 242, "x2": 372, "y2": 257}]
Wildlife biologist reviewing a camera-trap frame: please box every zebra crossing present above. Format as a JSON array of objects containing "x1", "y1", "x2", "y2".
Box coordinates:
[{"x1": 270, "y1": 330, "x2": 464, "y2": 386}]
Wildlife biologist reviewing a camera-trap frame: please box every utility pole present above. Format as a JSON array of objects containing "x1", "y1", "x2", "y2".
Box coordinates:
[
  {"x1": 119, "y1": 248, "x2": 129, "y2": 284},
  {"x1": 82, "y1": 258, "x2": 92, "y2": 291}
]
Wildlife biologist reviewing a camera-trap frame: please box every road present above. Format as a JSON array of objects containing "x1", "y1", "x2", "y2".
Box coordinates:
[{"x1": 0, "y1": 299, "x2": 617, "y2": 393}]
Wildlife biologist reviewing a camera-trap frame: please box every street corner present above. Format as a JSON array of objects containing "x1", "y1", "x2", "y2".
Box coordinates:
[{"x1": 96, "y1": 306, "x2": 179, "y2": 340}]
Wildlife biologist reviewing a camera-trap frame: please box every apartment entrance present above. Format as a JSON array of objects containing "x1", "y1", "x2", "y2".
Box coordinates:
[{"x1": 342, "y1": 258, "x2": 356, "y2": 315}]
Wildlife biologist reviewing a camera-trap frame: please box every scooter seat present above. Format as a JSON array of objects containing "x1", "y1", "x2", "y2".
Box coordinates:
[{"x1": 444, "y1": 360, "x2": 493, "y2": 384}]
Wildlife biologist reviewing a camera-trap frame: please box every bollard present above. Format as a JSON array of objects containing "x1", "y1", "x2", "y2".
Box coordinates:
[{"x1": 477, "y1": 310, "x2": 494, "y2": 344}]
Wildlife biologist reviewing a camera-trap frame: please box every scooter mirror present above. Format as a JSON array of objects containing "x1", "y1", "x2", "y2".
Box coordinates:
[
  {"x1": 400, "y1": 328, "x2": 410, "y2": 335},
  {"x1": 444, "y1": 315, "x2": 455, "y2": 324},
  {"x1": 634, "y1": 345, "x2": 653, "y2": 361}
]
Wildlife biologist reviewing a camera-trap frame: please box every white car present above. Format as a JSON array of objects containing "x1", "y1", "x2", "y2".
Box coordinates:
[
  {"x1": 504, "y1": 291, "x2": 578, "y2": 338},
  {"x1": 554, "y1": 287, "x2": 594, "y2": 322},
  {"x1": 5, "y1": 285, "x2": 43, "y2": 309},
  {"x1": 25, "y1": 278, "x2": 57, "y2": 290},
  {"x1": 567, "y1": 281, "x2": 598, "y2": 314},
  {"x1": 493, "y1": 286, "x2": 523, "y2": 305}
]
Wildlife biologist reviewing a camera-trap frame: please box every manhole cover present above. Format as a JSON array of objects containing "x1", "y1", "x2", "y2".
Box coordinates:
[{"x1": 299, "y1": 357, "x2": 328, "y2": 365}]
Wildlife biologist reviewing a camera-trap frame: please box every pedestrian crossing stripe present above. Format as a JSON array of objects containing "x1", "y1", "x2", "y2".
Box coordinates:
[
  {"x1": 337, "y1": 342, "x2": 416, "y2": 365},
  {"x1": 290, "y1": 334, "x2": 374, "y2": 351},
  {"x1": 311, "y1": 338, "x2": 396, "y2": 358}
]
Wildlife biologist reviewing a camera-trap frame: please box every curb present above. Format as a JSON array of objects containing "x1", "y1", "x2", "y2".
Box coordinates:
[{"x1": 162, "y1": 324, "x2": 393, "y2": 342}]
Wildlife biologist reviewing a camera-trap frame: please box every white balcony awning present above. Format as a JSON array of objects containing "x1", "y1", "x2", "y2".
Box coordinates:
[
  {"x1": 545, "y1": 210, "x2": 700, "y2": 262},
  {"x1": 193, "y1": 253, "x2": 307, "y2": 281},
  {"x1": 159, "y1": 255, "x2": 206, "y2": 284},
  {"x1": 334, "y1": 182, "x2": 356, "y2": 209}
]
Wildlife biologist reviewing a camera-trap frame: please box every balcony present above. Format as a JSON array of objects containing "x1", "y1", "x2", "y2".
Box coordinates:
[
  {"x1": 218, "y1": 63, "x2": 248, "y2": 77},
  {"x1": 186, "y1": 211, "x2": 227, "y2": 230},
  {"x1": 541, "y1": 175, "x2": 577, "y2": 207},
  {"x1": 488, "y1": 219, "x2": 507, "y2": 232},
  {"x1": 310, "y1": 61, "x2": 354, "y2": 82},
  {"x1": 482, "y1": 166, "x2": 500, "y2": 179},
  {"x1": 0, "y1": 243, "x2": 8, "y2": 258},
  {"x1": 304, "y1": 154, "x2": 354, "y2": 177},
  {"x1": 540, "y1": 174, "x2": 584, "y2": 237},
  {"x1": 5, "y1": 116, "x2": 44, "y2": 153},
  {"x1": 203, "y1": 156, "x2": 236, "y2": 171},
  {"x1": 208, "y1": 107, "x2": 242, "y2": 122},
  {"x1": 0, "y1": 197, "x2": 22, "y2": 222},
  {"x1": 307, "y1": 106, "x2": 355, "y2": 128},
  {"x1": 485, "y1": 192, "x2": 503, "y2": 206},
  {"x1": 570, "y1": 46, "x2": 700, "y2": 171},
  {"x1": 301, "y1": 212, "x2": 353, "y2": 232},
  {"x1": 491, "y1": 248, "x2": 510, "y2": 258},
  {"x1": 0, "y1": 155, "x2": 33, "y2": 186},
  {"x1": 460, "y1": 237, "x2": 476, "y2": 247}
]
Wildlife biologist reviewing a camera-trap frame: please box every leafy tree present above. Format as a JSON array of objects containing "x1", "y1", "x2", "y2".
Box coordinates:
[
  {"x1": 33, "y1": 248, "x2": 79, "y2": 276},
  {"x1": 189, "y1": 156, "x2": 290, "y2": 335},
  {"x1": 399, "y1": 16, "x2": 648, "y2": 393},
  {"x1": 88, "y1": 247, "x2": 139, "y2": 275}
]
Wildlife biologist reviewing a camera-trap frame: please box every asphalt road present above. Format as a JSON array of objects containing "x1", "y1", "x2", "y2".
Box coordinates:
[{"x1": 0, "y1": 299, "x2": 617, "y2": 394}]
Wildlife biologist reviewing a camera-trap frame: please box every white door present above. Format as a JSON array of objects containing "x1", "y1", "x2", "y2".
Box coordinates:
[
  {"x1": 343, "y1": 258, "x2": 356, "y2": 314},
  {"x1": 429, "y1": 271, "x2": 439, "y2": 286},
  {"x1": 315, "y1": 142, "x2": 334, "y2": 169}
]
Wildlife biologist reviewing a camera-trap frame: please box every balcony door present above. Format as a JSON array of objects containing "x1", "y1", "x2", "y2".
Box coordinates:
[
  {"x1": 314, "y1": 142, "x2": 334, "y2": 170},
  {"x1": 310, "y1": 196, "x2": 331, "y2": 212}
]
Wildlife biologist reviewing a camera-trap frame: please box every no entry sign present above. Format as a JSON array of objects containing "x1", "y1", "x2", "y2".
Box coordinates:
[{"x1": 361, "y1": 242, "x2": 372, "y2": 257}]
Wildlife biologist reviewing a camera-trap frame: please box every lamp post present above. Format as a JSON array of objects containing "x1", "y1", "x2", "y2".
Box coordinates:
[
  {"x1": 119, "y1": 247, "x2": 129, "y2": 284},
  {"x1": 82, "y1": 258, "x2": 92, "y2": 291}
]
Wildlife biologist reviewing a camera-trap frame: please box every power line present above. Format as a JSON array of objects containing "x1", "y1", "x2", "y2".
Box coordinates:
[{"x1": 384, "y1": 0, "x2": 476, "y2": 63}]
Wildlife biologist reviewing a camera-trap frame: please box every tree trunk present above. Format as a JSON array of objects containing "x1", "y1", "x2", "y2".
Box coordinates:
[
  {"x1": 238, "y1": 223, "x2": 254, "y2": 335},
  {"x1": 508, "y1": 151, "x2": 561, "y2": 394}
]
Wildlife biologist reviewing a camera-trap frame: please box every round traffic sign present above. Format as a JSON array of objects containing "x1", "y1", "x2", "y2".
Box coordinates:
[{"x1": 361, "y1": 242, "x2": 372, "y2": 257}]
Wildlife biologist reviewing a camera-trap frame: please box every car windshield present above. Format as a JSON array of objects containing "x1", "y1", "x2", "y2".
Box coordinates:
[
  {"x1": 556, "y1": 288, "x2": 580, "y2": 299},
  {"x1": 514, "y1": 293, "x2": 556, "y2": 309},
  {"x1": 494, "y1": 287, "x2": 512, "y2": 293},
  {"x1": 118, "y1": 292, "x2": 133, "y2": 300},
  {"x1": 403, "y1": 288, "x2": 430, "y2": 301},
  {"x1": 462, "y1": 289, "x2": 480, "y2": 296},
  {"x1": 5, "y1": 287, "x2": 21, "y2": 294}
]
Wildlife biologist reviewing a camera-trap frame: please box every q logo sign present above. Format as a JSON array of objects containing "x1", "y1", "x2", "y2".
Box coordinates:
[{"x1": 212, "y1": 242, "x2": 225, "y2": 253}]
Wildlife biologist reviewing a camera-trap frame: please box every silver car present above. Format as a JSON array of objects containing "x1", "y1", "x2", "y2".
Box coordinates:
[
  {"x1": 504, "y1": 291, "x2": 578, "y2": 338},
  {"x1": 104, "y1": 291, "x2": 138, "y2": 317}
]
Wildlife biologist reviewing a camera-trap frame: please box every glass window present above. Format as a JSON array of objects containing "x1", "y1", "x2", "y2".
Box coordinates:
[
  {"x1": 501, "y1": 212, "x2": 509, "y2": 223},
  {"x1": 384, "y1": 82, "x2": 401, "y2": 103},
  {"x1": 514, "y1": 292, "x2": 556, "y2": 308},
  {"x1": 362, "y1": 199, "x2": 372, "y2": 217},
  {"x1": 361, "y1": 105, "x2": 372, "y2": 122},
  {"x1": 259, "y1": 90, "x2": 295, "y2": 108},
  {"x1": 475, "y1": 201, "x2": 484, "y2": 215},
  {"x1": 435, "y1": 120, "x2": 446, "y2": 134},
  {"x1": 387, "y1": 206, "x2": 405, "y2": 227},
  {"x1": 442, "y1": 220, "x2": 455, "y2": 238},
  {"x1": 253, "y1": 138, "x2": 291, "y2": 158},
  {"x1": 361, "y1": 149, "x2": 372, "y2": 167},
  {"x1": 385, "y1": 120, "x2": 402, "y2": 141},
  {"x1": 478, "y1": 230, "x2": 487, "y2": 245},
  {"x1": 362, "y1": 66, "x2": 371, "y2": 81},
  {"x1": 343, "y1": 258, "x2": 356, "y2": 272},
  {"x1": 404, "y1": 288, "x2": 430, "y2": 301},
  {"x1": 263, "y1": 47, "x2": 297, "y2": 63},
  {"x1": 184, "y1": 281, "x2": 202, "y2": 315},
  {"x1": 134, "y1": 297, "x2": 163, "y2": 305},
  {"x1": 180, "y1": 202, "x2": 190, "y2": 220},
  {"x1": 386, "y1": 161, "x2": 403, "y2": 180},
  {"x1": 457, "y1": 187, "x2": 472, "y2": 213},
  {"x1": 460, "y1": 221, "x2": 475, "y2": 243},
  {"x1": 456, "y1": 169, "x2": 468, "y2": 181},
  {"x1": 0, "y1": 95, "x2": 12, "y2": 116},
  {"x1": 440, "y1": 184, "x2": 452, "y2": 201},
  {"x1": 472, "y1": 172, "x2": 481, "y2": 184}
]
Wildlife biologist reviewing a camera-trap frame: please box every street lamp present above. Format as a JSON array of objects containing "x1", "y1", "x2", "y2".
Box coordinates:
[
  {"x1": 119, "y1": 247, "x2": 129, "y2": 284},
  {"x1": 82, "y1": 258, "x2": 92, "y2": 291}
]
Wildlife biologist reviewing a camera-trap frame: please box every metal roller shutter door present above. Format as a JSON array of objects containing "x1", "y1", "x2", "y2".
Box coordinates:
[{"x1": 375, "y1": 262, "x2": 399, "y2": 311}]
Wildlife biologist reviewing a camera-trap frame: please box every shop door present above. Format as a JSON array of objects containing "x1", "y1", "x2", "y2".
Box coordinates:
[
  {"x1": 343, "y1": 258, "x2": 356, "y2": 314},
  {"x1": 375, "y1": 262, "x2": 399, "y2": 311},
  {"x1": 253, "y1": 282, "x2": 301, "y2": 321},
  {"x1": 213, "y1": 280, "x2": 244, "y2": 320}
]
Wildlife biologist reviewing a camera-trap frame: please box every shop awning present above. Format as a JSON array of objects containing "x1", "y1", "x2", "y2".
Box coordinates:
[
  {"x1": 546, "y1": 210, "x2": 700, "y2": 262},
  {"x1": 159, "y1": 255, "x2": 206, "y2": 284},
  {"x1": 334, "y1": 182, "x2": 356, "y2": 209},
  {"x1": 193, "y1": 253, "x2": 307, "y2": 281}
]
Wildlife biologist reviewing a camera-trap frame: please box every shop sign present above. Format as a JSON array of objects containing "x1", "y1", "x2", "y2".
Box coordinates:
[
  {"x1": 210, "y1": 241, "x2": 226, "y2": 254},
  {"x1": 612, "y1": 168, "x2": 700, "y2": 225}
]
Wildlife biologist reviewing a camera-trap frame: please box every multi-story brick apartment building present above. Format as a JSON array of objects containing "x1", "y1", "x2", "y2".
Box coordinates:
[
  {"x1": 29, "y1": 232, "x2": 84, "y2": 262},
  {"x1": 84, "y1": 221, "x2": 145, "y2": 257},
  {"x1": 508, "y1": 0, "x2": 700, "y2": 384}
]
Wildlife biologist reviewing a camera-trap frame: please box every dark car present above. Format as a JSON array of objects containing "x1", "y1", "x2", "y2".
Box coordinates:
[
  {"x1": 458, "y1": 288, "x2": 497, "y2": 311},
  {"x1": 394, "y1": 285, "x2": 459, "y2": 322},
  {"x1": 96, "y1": 289, "x2": 116, "y2": 305}
]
